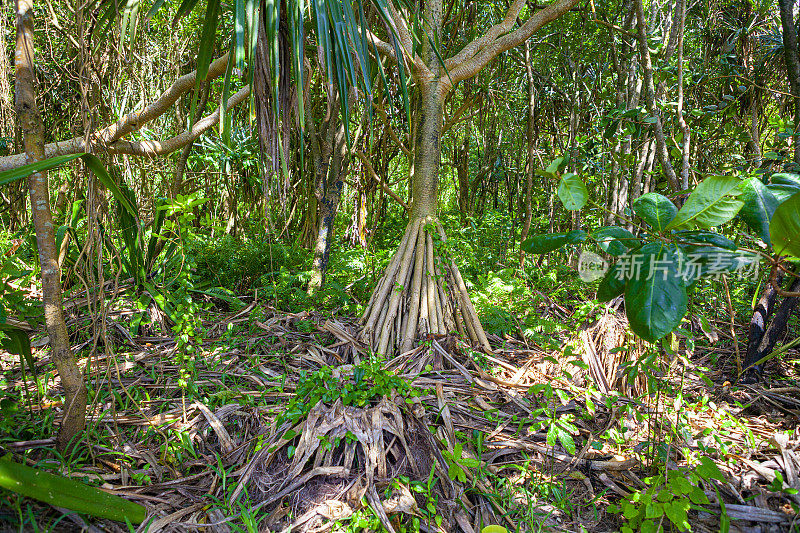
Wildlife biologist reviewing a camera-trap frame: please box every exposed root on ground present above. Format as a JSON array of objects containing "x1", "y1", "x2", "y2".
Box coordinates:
[
  {"x1": 360, "y1": 216, "x2": 490, "y2": 356},
  {"x1": 231, "y1": 391, "x2": 490, "y2": 533}
]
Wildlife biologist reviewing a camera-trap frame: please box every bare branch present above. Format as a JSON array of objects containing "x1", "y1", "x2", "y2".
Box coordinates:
[
  {"x1": 96, "y1": 86, "x2": 250, "y2": 158},
  {"x1": 0, "y1": 54, "x2": 231, "y2": 171},
  {"x1": 445, "y1": 0, "x2": 526, "y2": 71},
  {"x1": 355, "y1": 150, "x2": 409, "y2": 210}
]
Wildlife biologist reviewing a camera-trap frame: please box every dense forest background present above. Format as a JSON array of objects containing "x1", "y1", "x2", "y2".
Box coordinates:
[{"x1": 2, "y1": 0, "x2": 800, "y2": 531}]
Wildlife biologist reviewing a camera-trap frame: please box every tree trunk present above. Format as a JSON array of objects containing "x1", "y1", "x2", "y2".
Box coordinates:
[
  {"x1": 15, "y1": 0, "x2": 87, "y2": 452},
  {"x1": 519, "y1": 39, "x2": 536, "y2": 267},
  {"x1": 360, "y1": 0, "x2": 489, "y2": 355},
  {"x1": 634, "y1": 0, "x2": 679, "y2": 191},
  {"x1": 779, "y1": 0, "x2": 800, "y2": 165}
]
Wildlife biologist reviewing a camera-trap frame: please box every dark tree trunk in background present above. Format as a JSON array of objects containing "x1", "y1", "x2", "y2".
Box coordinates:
[
  {"x1": 743, "y1": 272, "x2": 800, "y2": 382},
  {"x1": 779, "y1": 0, "x2": 800, "y2": 165}
]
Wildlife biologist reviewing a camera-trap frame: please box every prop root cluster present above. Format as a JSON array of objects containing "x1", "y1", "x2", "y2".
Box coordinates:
[{"x1": 360, "y1": 217, "x2": 490, "y2": 356}]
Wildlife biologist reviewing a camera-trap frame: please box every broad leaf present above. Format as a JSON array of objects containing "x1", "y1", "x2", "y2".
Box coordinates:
[
  {"x1": 623, "y1": 244, "x2": 688, "y2": 342},
  {"x1": 665, "y1": 175, "x2": 743, "y2": 230},
  {"x1": 591, "y1": 226, "x2": 640, "y2": 256},
  {"x1": 696, "y1": 455, "x2": 725, "y2": 481},
  {"x1": 770, "y1": 191, "x2": 800, "y2": 259},
  {"x1": 767, "y1": 183, "x2": 800, "y2": 203},
  {"x1": 676, "y1": 245, "x2": 759, "y2": 284},
  {"x1": 597, "y1": 262, "x2": 625, "y2": 302},
  {"x1": 632, "y1": 193, "x2": 677, "y2": 231},
  {"x1": 0, "y1": 455, "x2": 146, "y2": 524},
  {"x1": 738, "y1": 177, "x2": 779, "y2": 244},
  {"x1": 674, "y1": 230, "x2": 737, "y2": 250},
  {"x1": 770, "y1": 172, "x2": 800, "y2": 189},
  {"x1": 521, "y1": 230, "x2": 586, "y2": 255},
  {"x1": 557, "y1": 173, "x2": 588, "y2": 211}
]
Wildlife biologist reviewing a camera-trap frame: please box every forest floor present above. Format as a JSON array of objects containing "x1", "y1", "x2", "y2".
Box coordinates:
[{"x1": 1, "y1": 298, "x2": 800, "y2": 533}]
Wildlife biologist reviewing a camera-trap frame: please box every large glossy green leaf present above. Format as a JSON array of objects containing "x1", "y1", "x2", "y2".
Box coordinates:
[
  {"x1": 0, "y1": 455, "x2": 146, "y2": 523},
  {"x1": 676, "y1": 245, "x2": 758, "y2": 284},
  {"x1": 623, "y1": 244, "x2": 688, "y2": 342},
  {"x1": 738, "y1": 177, "x2": 779, "y2": 244},
  {"x1": 632, "y1": 193, "x2": 677, "y2": 231},
  {"x1": 767, "y1": 183, "x2": 800, "y2": 203},
  {"x1": 770, "y1": 191, "x2": 800, "y2": 259},
  {"x1": 557, "y1": 173, "x2": 588, "y2": 211},
  {"x1": 521, "y1": 230, "x2": 586, "y2": 254},
  {"x1": 591, "y1": 226, "x2": 641, "y2": 256},
  {"x1": 770, "y1": 172, "x2": 800, "y2": 188},
  {"x1": 665, "y1": 175, "x2": 743, "y2": 230},
  {"x1": 674, "y1": 230, "x2": 737, "y2": 250},
  {"x1": 597, "y1": 263, "x2": 626, "y2": 302}
]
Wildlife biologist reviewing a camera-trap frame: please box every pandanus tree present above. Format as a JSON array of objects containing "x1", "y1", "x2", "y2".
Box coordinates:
[{"x1": 358, "y1": 0, "x2": 579, "y2": 354}]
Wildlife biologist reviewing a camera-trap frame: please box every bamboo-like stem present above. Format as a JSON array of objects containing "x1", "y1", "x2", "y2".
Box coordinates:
[
  {"x1": 426, "y1": 232, "x2": 441, "y2": 334},
  {"x1": 401, "y1": 224, "x2": 427, "y2": 353},
  {"x1": 365, "y1": 218, "x2": 419, "y2": 329}
]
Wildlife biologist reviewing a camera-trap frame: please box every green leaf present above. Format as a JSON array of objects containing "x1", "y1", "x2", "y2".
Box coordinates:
[
  {"x1": 688, "y1": 485, "x2": 710, "y2": 505},
  {"x1": 557, "y1": 173, "x2": 588, "y2": 211},
  {"x1": 191, "y1": 0, "x2": 220, "y2": 120},
  {"x1": 675, "y1": 230, "x2": 737, "y2": 250},
  {"x1": 666, "y1": 175, "x2": 743, "y2": 230},
  {"x1": 521, "y1": 230, "x2": 586, "y2": 255},
  {"x1": 676, "y1": 245, "x2": 758, "y2": 284},
  {"x1": 597, "y1": 263, "x2": 626, "y2": 301},
  {"x1": 770, "y1": 172, "x2": 800, "y2": 189},
  {"x1": 695, "y1": 456, "x2": 725, "y2": 481},
  {"x1": 0, "y1": 327, "x2": 34, "y2": 376},
  {"x1": 664, "y1": 499, "x2": 690, "y2": 529},
  {"x1": 591, "y1": 226, "x2": 641, "y2": 256},
  {"x1": 770, "y1": 192, "x2": 800, "y2": 259},
  {"x1": 632, "y1": 193, "x2": 677, "y2": 231},
  {"x1": 624, "y1": 244, "x2": 688, "y2": 342},
  {"x1": 0, "y1": 455, "x2": 146, "y2": 523},
  {"x1": 0, "y1": 154, "x2": 84, "y2": 186},
  {"x1": 738, "y1": 177, "x2": 779, "y2": 244},
  {"x1": 767, "y1": 183, "x2": 800, "y2": 203},
  {"x1": 557, "y1": 428, "x2": 576, "y2": 454},
  {"x1": 81, "y1": 155, "x2": 137, "y2": 217}
]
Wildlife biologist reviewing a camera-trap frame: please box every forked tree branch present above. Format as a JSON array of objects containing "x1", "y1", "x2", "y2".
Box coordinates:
[
  {"x1": 101, "y1": 86, "x2": 250, "y2": 157},
  {"x1": 446, "y1": 0, "x2": 581, "y2": 85}
]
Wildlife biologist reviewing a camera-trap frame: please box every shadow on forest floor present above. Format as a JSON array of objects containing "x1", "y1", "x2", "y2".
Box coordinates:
[{"x1": 1, "y1": 300, "x2": 799, "y2": 532}]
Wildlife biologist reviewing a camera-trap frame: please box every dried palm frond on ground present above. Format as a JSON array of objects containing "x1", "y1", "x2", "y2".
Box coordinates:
[
  {"x1": 576, "y1": 309, "x2": 648, "y2": 396},
  {"x1": 1, "y1": 303, "x2": 800, "y2": 532}
]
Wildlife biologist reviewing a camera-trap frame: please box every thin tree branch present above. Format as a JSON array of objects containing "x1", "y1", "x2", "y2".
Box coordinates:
[
  {"x1": 0, "y1": 53, "x2": 231, "y2": 171},
  {"x1": 101, "y1": 86, "x2": 250, "y2": 158},
  {"x1": 354, "y1": 149, "x2": 409, "y2": 210},
  {"x1": 445, "y1": 0, "x2": 527, "y2": 71}
]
